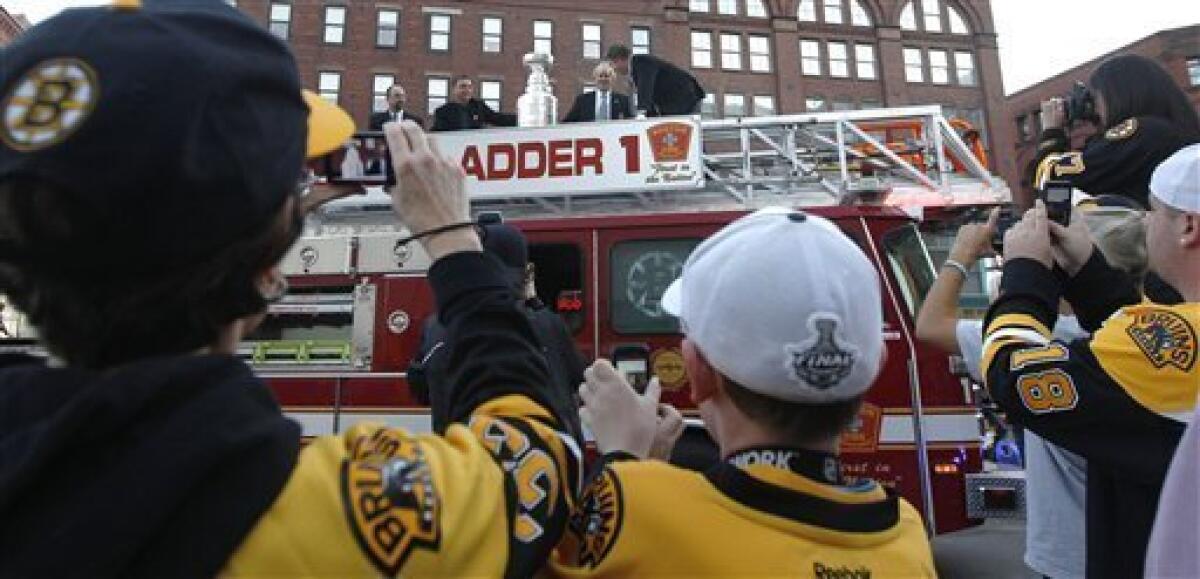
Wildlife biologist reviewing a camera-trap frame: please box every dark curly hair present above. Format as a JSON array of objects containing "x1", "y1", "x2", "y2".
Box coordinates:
[{"x1": 0, "y1": 176, "x2": 300, "y2": 369}]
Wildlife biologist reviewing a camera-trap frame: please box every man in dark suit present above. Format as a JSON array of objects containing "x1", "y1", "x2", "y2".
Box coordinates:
[
  {"x1": 368, "y1": 84, "x2": 424, "y2": 130},
  {"x1": 431, "y1": 76, "x2": 517, "y2": 132},
  {"x1": 607, "y1": 44, "x2": 705, "y2": 117},
  {"x1": 563, "y1": 62, "x2": 636, "y2": 123}
]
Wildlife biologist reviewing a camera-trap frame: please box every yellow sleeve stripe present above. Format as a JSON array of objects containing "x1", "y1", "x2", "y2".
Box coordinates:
[
  {"x1": 986, "y1": 314, "x2": 1052, "y2": 339},
  {"x1": 472, "y1": 394, "x2": 557, "y2": 422},
  {"x1": 981, "y1": 336, "x2": 1024, "y2": 383}
]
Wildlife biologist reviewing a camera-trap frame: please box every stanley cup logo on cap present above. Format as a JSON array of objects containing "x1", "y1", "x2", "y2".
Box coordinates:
[{"x1": 785, "y1": 315, "x2": 858, "y2": 390}]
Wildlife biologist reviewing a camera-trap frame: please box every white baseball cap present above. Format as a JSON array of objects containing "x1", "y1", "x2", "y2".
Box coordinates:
[
  {"x1": 1150, "y1": 143, "x2": 1200, "y2": 213},
  {"x1": 660, "y1": 207, "x2": 884, "y2": 404}
]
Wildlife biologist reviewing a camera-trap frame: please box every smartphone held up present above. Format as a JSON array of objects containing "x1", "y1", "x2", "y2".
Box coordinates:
[{"x1": 306, "y1": 131, "x2": 395, "y2": 188}]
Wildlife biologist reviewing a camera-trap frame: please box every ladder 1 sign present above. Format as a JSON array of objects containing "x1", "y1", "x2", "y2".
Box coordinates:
[{"x1": 433, "y1": 117, "x2": 705, "y2": 199}]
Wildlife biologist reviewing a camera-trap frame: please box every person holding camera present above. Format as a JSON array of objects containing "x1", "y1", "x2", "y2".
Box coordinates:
[
  {"x1": 1032, "y1": 55, "x2": 1199, "y2": 208},
  {"x1": 916, "y1": 198, "x2": 1151, "y2": 579},
  {"x1": 0, "y1": 2, "x2": 580, "y2": 577},
  {"x1": 982, "y1": 145, "x2": 1200, "y2": 577}
]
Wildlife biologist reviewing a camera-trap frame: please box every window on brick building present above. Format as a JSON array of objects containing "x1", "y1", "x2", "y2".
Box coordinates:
[
  {"x1": 701, "y1": 94, "x2": 718, "y2": 119},
  {"x1": 631, "y1": 27, "x2": 651, "y2": 55},
  {"x1": 850, "y1": 0, "x2": 872, "y2": 26},
  {"x1": 429, "y1": 14, "x2": 451, "y2": 52},
  {"x1": 689, "y1": 0, "x2": 710, "y2": 12},
  {"x1": 797, "y1": 0, "x2": 817, "y2": 22},
  {"x1": 904, "y1": 47, "x2": 924, "y2": 83},
  {"x1": 855, "y1": 44, "x2": 877, "y2": 79},
  {"x1": 747, "y1": 0, "x2": 768, "y2": 18},
  {"x1": 1016, "y1": 114, "x2": 1030, "y2": 142},
  {"x1": 800, "y1": 39, "x2": 821, "y2": 76},
  {"x1": 922, "y1": 0, "x2": 942, "y2": 32},
  {"x1": 717, "y1": 0, "x2": 738, "y2": 15},
  {"x1": 1188, "y1": 57, "x2": 1200, "y2": 86},
  {"x1": 749, "y1": 35, "x2": 771, "y2": 72},
  {"x1": 372, "y1": 74, "x2": 394, "y2": 112},
  {"x1": 827, "y1": 41, "x2": 849, "y2": 78},
  {"x1": 480, "y1": 80, "x2": 502, "y2": 111},
  {"x1": 899, "y1": 3, "x2": 916, "y2": 31},
  {"x1": 482, "y1": 17, "x2": 502, "y2": 53},
  {"x1": 583, "y1": 23, "x2": 602, "y2": 60},
  {"x1": 720, "y1": 33, "x2": 742, "y2": 70},
  {"x1": 823, "y1": 0, "x2": 843, "y2": 24},
  {"x1": 533, "y1": 20, "x2": 553, "y2": 55},
  {"x1": 377, "y1": 10, "x2": 399, "y2": 48},
  {"x1": 753, "y1": 95, "x2": 776, "y2": 116},
  {"x1": 323, "y1": 6, "x2": 346, "y2": 45},
  {"x1": 318, "y1": 71, "x2": 341, "y2": 104},
  {"x1": 268, "y1": 3, "x2": 290, "y2": 40},
  {"x1": 427, "y1": 77, "x2": 449, "y2": 112},
  {"x1": 948, "y1": 6, "x2": 970, "y2": 34},
  {"x1": 964, "y1": 107, "x2": 988, "y2": 148},
  {"x1": 806, "y1": 96, "x2": 826, "y2": 112},
  {"x1": 860, "y1": 98, "x2": 881, "y2": 110},
  {"x1": 691, "y1": 31, "x2": 713, "y2": 68},
  {"x1": 832, "y1": 99, "x2": 854, "y2": 111},
  {"x1": 954, "y1": 51, "x2": 976, "y2": 86},
  {"x1": 928, "y1": 49, "x2": 949, "y2": 84},
  {"x1": 724, "y1": 93, "x2": 746, "y2": 117}
]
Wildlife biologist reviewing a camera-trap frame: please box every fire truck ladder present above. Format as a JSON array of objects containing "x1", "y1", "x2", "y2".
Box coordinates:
[{"x1": 317, "y1": 104, "x2": 1009, "y2": 222}]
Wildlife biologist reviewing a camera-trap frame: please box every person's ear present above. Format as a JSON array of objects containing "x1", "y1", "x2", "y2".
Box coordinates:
[
  {"x1": 1180, "y1": 213, "x2": 1200, "y2": 249},
  {"x1": 683, "y1": 339, "x2": 719, "y2": 405},
  {"x1": 256, "y1": 266, "x2": 288, "y2": 304}
]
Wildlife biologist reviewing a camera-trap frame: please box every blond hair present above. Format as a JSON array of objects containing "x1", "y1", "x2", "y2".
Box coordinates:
[{"x1": 1079, "y1": 207, "x2": 1148, "y2": 280}]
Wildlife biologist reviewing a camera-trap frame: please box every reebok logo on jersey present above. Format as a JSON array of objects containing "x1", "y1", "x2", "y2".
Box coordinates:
[{"x1": 813, "y1": 562, "x2": 872, "y2": 578}]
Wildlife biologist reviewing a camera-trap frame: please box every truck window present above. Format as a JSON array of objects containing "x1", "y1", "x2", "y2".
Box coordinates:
[
  {"x1": 881, "y1": 224, "x2": 937, "y2": 319},
  {"x1": 528, "y1": 243, "x2": 585, "y2": 334},
  {"x1": 610, "y1": 238, "x2": 701, "y2": 335}
]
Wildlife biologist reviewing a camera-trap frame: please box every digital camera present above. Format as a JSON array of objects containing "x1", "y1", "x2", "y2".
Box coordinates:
[{"x1": 1063, "y1": 82, "x2": 1098, "y2": 126}]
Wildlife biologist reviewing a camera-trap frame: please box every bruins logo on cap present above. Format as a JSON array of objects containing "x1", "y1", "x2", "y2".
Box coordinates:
[
  {"x1": 2, "y1": 58, "x2": 98, "y2": 152},
  {"x1": 786, "y1": 315, "x2": 858, "y2": 390},
  {"x1": 1126, "y1": 308, "x2": 1197, "y2": 372}
]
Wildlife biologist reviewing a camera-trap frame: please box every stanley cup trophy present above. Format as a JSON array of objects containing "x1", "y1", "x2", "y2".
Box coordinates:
[{"x1": 517, "y1": 52, "x2": 557, "y2": 127}]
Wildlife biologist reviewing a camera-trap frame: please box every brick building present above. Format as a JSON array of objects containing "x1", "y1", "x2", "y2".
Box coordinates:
[
  {"x1": 228, "y1": 0, "x2": 1012, "y2": 171},
  {"x1": 1002, "y1": 24, "x2": 1200, "y2": 204},
  {"x1": 0, "y1": 7, "x2": 29, "y2": 45}
]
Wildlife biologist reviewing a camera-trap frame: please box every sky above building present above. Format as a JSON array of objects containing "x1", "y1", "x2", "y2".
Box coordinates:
[{"x1": 3, "y1": 0, "x2": 1198, "y2": 95}]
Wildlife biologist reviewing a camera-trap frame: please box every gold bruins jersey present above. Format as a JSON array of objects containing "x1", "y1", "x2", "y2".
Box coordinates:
[
  {"x1": 544, "y1": 452, "x2": 935, "y2": 578},
  {"x1": 224, "y1": 395, "x2": 581, "y2": 578},
  {"x1": 983, "y1": 258, "x2": 1199, "y2": 578}
]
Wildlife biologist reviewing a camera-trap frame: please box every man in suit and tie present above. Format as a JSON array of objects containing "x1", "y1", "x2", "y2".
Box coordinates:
[
  {"x1": 606, "y1": 44, "x2": 705, "y2": 118},
  {"x1": 431, "y1": 76, "x2": 518, "y2": 132},
  {"x1": 562, "y1": 62, "x2": 636, "y2": 123},
  {"x1": 368, "y1": 84, "x2": 424, "y2": 130}
]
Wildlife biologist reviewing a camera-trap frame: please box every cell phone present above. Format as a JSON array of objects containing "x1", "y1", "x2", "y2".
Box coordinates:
[
  {"x1": 1042, "y1": 180, "x2": 1073, "y2": 227},
  {"x1": 306, "y1": 131, "x2": 394, "y2": 187},
  {"x1": 991, "y1": 206, "x2": 1017, "y2": 252},
  {"x1": 611, "y1": 344, "x2": 651, "y2": 394}
]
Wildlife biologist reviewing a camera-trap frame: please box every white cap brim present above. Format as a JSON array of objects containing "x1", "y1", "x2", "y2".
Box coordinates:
[{"x1": 661, "y1": 278, "x2": 683, "y2": 317}]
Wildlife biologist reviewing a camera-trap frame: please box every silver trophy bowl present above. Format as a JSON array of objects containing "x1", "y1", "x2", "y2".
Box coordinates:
[{"x1": 518, "y1": 52, "x2": 557, "y2": 127}]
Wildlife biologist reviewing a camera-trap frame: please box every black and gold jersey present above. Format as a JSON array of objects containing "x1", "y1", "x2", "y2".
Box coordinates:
[
  {"x1": 1031, "y1": 116, "x2": 1197, "y2": 207},
  {"x1": 545, "y1": 449, "x2": 935, "y2": 578},
  {"x1": 983, "y1": 258, "x2": 1199, "y2": 578},
  {"x1": 224, "y1": 253, "x2": 583, "y2": 578}
]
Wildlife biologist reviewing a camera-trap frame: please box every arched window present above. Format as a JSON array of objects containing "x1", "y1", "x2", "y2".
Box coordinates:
[
  {"x1": 948, "y1": 5, "x2": 970, "y2": 34},
  {"x1": 850, "y1": 1, "x2": 872, "y2": 26},
  {"x1": 899, "y1": 2, "x2": 917, "y2": 30},
  {"x1": 747, "y1": 0, "x2": 768, "y2": 17},
  {"x1": 921, "y1": 0, "x2": 942, "y2": 32}
]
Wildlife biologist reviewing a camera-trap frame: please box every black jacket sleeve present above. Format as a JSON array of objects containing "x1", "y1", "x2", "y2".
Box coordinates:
[
  {"x1": 562, "y1": 94, "x2": 587, "y2": 123},
  {"x1": 616, "y1": 93, "x2": 636, "y2": 119},
  {"x1": 475, "y1": 99, "x2": 517, "y2": 128},
  {"x1": 1061, "y1": 250, "x2": 1142, "y2": 333},
  {"x1": 631, "y1": 55, "x2": 658, "y2": 116},
  {"x1": 431, "y1": 104, "x2": 454, "y2": 132}
]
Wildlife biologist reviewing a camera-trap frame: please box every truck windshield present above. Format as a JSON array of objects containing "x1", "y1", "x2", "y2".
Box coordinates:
[{"x1": 881, "y1": 224, "x2": 937, "y2": 319}]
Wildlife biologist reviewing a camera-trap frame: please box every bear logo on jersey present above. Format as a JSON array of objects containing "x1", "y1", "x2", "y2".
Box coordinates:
[
  {"x1": 1127, "y1": 309, "x2": 1197, "y2": 372},
  {"x1": 570, "y1": 467, "x2": 624, "y2": 568}
]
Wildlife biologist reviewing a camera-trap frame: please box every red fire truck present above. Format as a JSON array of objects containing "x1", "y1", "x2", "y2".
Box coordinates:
[{"x1": 0, "y1": 106, "x2": 1011, "y2": 534}]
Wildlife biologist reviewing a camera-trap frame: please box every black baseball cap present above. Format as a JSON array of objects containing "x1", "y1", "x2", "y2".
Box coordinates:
[
  {"x1": 0, "y1": 0, "x2": 354, "y2": 275},
  {"x1": 481, "y1": 222, "x2": 528, "y2": 288}
]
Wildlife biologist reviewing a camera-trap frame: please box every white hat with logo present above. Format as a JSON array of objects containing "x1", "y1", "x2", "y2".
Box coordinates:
[
  {"x1": 660, "y1": 207, "x2": 884, "y2": 403},
  {"x1": 1151, "y1": 143, "x2": 1200, "y2": 213}
]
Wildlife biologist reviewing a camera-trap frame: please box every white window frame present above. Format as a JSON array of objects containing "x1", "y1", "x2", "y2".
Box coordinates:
[
  {"x1": 752, "y1": 95, "x2": 775, "y2": 117},
  {"x1": 823, "y1": 0, "x2": 843, "y2": 24},
  {"x1": 1189, "y1": 57, "x2": 1200, "y2": 87},
  {"x1": 689, "y1": 0, "x2": 710, "y2": 12},
  {"x1": 372, "y1": 74, "x2": 395, "y2": 113},
  {"x1": 928, "y1": 49, "x2": 949, "y2": 84},
  {"x1": 269, "y1": 2, "x2": 291, "y2": 40},
  {"x1": 855, "y1": 44, "x2": 876, "y2": 79},
  {"x1": 797, "y1": 0, "x2": 817, "y2": 21},
  {"x1": 805, "y1": 95, "x2": 826, "y2": 112},
  {"x1": 723, "y1": 93, "x2": 746, "y2": 117},
  {"x1": 582, "y1": 23, "x2": 602, "y2": 60},
  {"x1": 701, "y1": 94, "x2": 719, "y2": 119},
  {"x1": 318, "y1": 71, "x2": 341, "y2": 104},
  {"x1": 323, "y1": 5, "x2": 346, "y2": 45},
  {"x1": 850, "y1": 0, "x2": 871, "y2": 26},
  {"x1": 631, "y1": 27, "x2": 651, "y2": 55},
  {"x1": 746, "y1": 0, "x2": 768, "y2": 18},
  {"x1": 948, "y1": 6, "x2": 969, "y2": 34},
  {"x1": 482, "y1": 17, "x2": 503, "y2": 53},
  {"x1": 922, "y1": 0, "x2": 943, "y2": 33},
  {"x1": 720, "y1": 33, "x2": 742, "y2": 70},
  {"x1": 691, "y1": 31, "x2": 713, "y2": 69},
  {"x1": 800, "y1": 39, "x2": 821, "y2": 76},
  {"x1": 377, "y1": 9, "x2": 399, "y2": 48},
  {"x1": 904, "y1": 47, "x2": 924, "y2": 83},
  {"x1": 533, "y1": 20, "x2": 553, "y2": 56},
  {"x1": 827, "y1": 41, "x2": 849, "y2": 78},
  {"x1": 717, "y1": 0, "x2": 738, "y2": 15},
  {"x1": 954, "y1": 50, "x2": 976, "y2": 86},
  {"x1": 899, "y1": 2, "x2": 916, "y2": 31},
  {"x1": 748, "y1": 35, "x2": 771, "y2": 72},
  {"x1": 480, "y1": 80, "x2": 502, "y2": 111},
  {"x1": 429, "y1": 14, "x2": 451, "y2": 52},
  {"x1": 427, "y1": 77, "x2": 449, "y2": 112}
]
